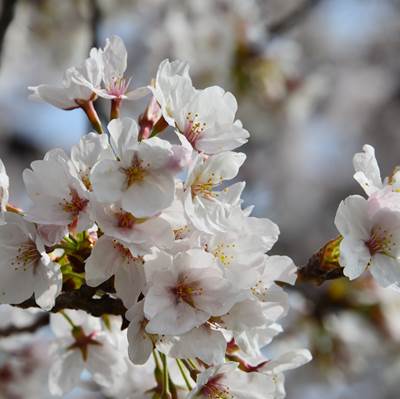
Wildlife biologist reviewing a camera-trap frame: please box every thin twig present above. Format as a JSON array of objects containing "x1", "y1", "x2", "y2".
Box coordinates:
[
  {"x1": 0, "y1": 313, "x2": 49, "y2": 337},
  {"x1": 15, "y1": 285, "x2": 127, "y2": 318}
]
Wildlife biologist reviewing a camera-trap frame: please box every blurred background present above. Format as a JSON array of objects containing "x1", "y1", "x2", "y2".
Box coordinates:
[{"x1": 1, "y1": 0, "x2": 400, "y2": 398}]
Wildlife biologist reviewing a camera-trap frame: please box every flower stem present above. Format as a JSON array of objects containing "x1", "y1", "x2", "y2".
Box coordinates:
[
  {"x1": 110, "y1": 98, "x2": 121, "y2": 120},
  {"x1": 176, "y1": 359, "x2": 192, "y2": 391},
  {"x1": 160, "y1": 352, "x2": 171, "y2": 399},
  {"x1": 78, "y1": 99, "x2": 104, "y2": 134},
  {"x1": 5, "y1": 203, "x2": 23, "y2": 214},
  {"x1": 60, "y1": 310, "x2": 76, "y2": 328}
]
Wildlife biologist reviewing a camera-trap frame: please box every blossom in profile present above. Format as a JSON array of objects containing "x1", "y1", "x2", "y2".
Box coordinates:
[
  {"x1": 335, "y1": 194, "x2": 400, "y2": 287},
  {"x1": 28, "y1": 49, "x2": 102, "y2": 110}
]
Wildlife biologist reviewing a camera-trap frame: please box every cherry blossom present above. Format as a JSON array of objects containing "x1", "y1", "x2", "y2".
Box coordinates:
[
  {"x1": 335, "y1": 194, "x2": 400, "y2": 287},
  {"x1": 187, "y1": 362, "x2": 277, "y2": 399},
  {"x1": 0, "y1": 213, "x2": 62, "y2": 310},
  {"x1": 28, "y1": 48, "x2": 102, "y2": 110},
  {"x1": 73, "y1": 35, "x2": 149, "y2": 102},
  {"x1": 184, "y1": 151, "x2": 246, "y2": 233},
  {"x1": 143, "y1": 248, "x2": 238, "y2": 335},
  {"x1": 23, "y1": 149, "x2": 91, "y2": 232},
  {"x1": 49, "y1": 310, "x2": 126, "y2": 396},
  {"x1": 91, "y1": 117, "x2": 179, "y2": 217}
]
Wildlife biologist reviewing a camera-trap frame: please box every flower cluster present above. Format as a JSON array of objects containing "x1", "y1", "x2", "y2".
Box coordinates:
[
  {"x1": 335, "y1": 145, "x2": 400, "y2": 288},
  {"x1": 0, "y1": 36, "x2": 311, "y2": 397}
]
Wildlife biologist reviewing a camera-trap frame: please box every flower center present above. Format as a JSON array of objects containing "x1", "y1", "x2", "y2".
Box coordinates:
[
  {"x1": 61, "y1": 189, "x2": 88, "y2": 217},
  {"x1": 251, "y1": 279, "x2": 267, "y2": 301},
  {"x1": 111, "y1": 240, "x2": 143, "y2": 264},
  {"x1": 191, "y1": 172, "x2": 224, "y2": 199},
  {"x1": 212, "y1": 242, "x2": 235, "y2": 267},
  {"x1": 365, "y1": 226, "x2": 395, "y2": 256},
  {"x1": 122, "y1": 156, "x2": 147, "y2": 188},
  {"x1": 68, "y1": 327, "x2": 102, "y2": 362},
  {"x1": 107, "y1": 76, "x2": 131, "y2": 97},
  {"x1": 11, "y1": 240, "x2": 41, "y2": 272},
  {"x1": 117, "y1": 211, "x2": 136, "y2": 229},
  {"x1": 172, "y1": 276, "x2": 203, "y2": 307},
  {"x1": 201, "y1": 375, "x2": 232, "y2": 399},
  {"x1": 184, "y1": 111, "x2": 206, "y2": 145},
  {"x1": 80, "y1": 172, "x2": 92, "y2": 191}
]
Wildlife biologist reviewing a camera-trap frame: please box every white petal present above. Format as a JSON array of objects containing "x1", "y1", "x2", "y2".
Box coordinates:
[
  {"x1": 34, "y1": 260, "x2": 62, "y2": 311},
  {"x1": 115, "y1": 260, "x2": 145, "y2": 308},
  {"x1": 334, "y1": 195, "x2": 371, "y2": 239},
  {"x1": 121, "y1": 172, "x2": 175, "y2": 217},
  {"x1": 85, "y1": 235, "x2": 122, "y2": 287},
  {"x1": 49, "y1": 349, "x2": 84, "y2": 396},
  {"x1": 91, "y1": 159, "x2": 125, "y2": 203},
  {"x1": 353, "y1": 144, "x2": 382, "y2": 195},
  {"x1": 339, "y1": 237, "x2": 370, "y2": 280},
  {"x1": 108, "y1": 117, "x2": 139, "y2": 157},
  {"x1": 370, "y1": 253, "x2": 400, "y2": 287}
]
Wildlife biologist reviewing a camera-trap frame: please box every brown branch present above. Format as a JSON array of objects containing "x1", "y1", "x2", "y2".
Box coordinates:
[
  {"x1": 268, "y1": 0, "x2": 322, "y2": 36},
  {"x1": 0, "y1": 313, "x2": 49, "y2": 337},
  {"x1": 15, "y1": 284, "x2": 126, "y2": 318},
  {"x1": 0, "y1": 0, "x2": 18, "y2": 66}
]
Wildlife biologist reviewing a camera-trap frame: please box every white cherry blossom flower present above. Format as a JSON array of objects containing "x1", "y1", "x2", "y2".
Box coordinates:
[
  {"x1": 143, "y1": 248, "x2": 238, "y2": 335},
  {"x1": 73, "y1": 35, "x2": 149, "y2": 102},
  {"x1": 353, "y1": 144, "x2": 400, "y2": 196},
  {"x1": 151, "y1": 58, "x2": 192, "y2": 125},
  {"x1": 29, "y1": 49, "x2": 102, "y2": 110},
  {"x1": 23, "y1": 149, "x2": 91, "y2": 232},
  {"x1": 200, "y1": 212, "x2": 280, "y2": 289},
  {"x1": 184, "y1": 151, "x2": 246, "y2": 233},
  {"x1": 0, "y1": 213, "x2": 62, "y2": 310},
  {"x1": 91, "y1": 117, "x2": 178, "y2": 217},
  {"x1": 172, "y1": 86, "x2": 250, "y2": 154},
  {"x1": 251, "y1": 255, "x2": 297, "y2": 314},
  {"x1": 335, "y1": 194, "x2": 400, "y2": 287},
  {"x1": 0, "y1": 158, "x2": 9, "y2": 223},
  {"x1": 90, "y1": 201, "x2": 174, "y2": 253},
  {"x1": 188, "y1": 362, "x2": 276, "y2": 399},
  {"x1": 49, "y1": 310, "x2": 126, "y2": 396},
  {"x1": 70, "y1": 132, "x2": 114, "y2": 191},
  {"x1": 258, "y1": 349, "x2": 312, "y2": 399},
  {"x1": 85, "y1": 235, "x2": 145, "y2": 308}
]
